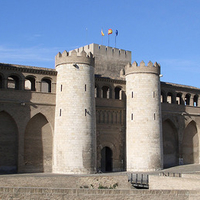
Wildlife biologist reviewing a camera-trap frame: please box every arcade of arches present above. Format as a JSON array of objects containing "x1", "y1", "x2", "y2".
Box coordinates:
[
  {"x1": 0, "y1": 110, "x2": 199, "y2": 173},
  {"x1": 163, "y1": 119, "x2": 199, "y2": 168},
  {"x1": 0, "y1": 111, "x2": 52, "y2": 174}
]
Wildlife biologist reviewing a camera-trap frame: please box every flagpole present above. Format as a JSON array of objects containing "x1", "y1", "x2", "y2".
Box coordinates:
[
  {"x1": 115, "y1": 30, "x2": 118, "y2": 48},
  {"x1": 108, "y1": 29, "x2": 113, "y2": 47},
  {"x1": 86, "y1": 28, "x2": 88, "y2": 45}
]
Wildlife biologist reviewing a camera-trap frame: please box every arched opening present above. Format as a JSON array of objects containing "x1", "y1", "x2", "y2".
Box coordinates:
[
  {"x1": 101, "y1": 146, "x2": 112, "y2": 172},
  {"x1": 115, "y1": 87, "x2": 122, "y2": 100},
  {"x1": 167, "y1": 92, "x2": 173, "y2": 104},
  {"x1": 161, "y1": 91, "x2": 166, "y2": 103},
  {"x1": 182, "y1": 121, "x2": 199, "y2": 164},
  {"x1": 193, "y1": 95, "x2": 198, "y2": 107},
  {"x1": 95, "y1": 85, "x2": 100, "y2": 98},
  {"x1": 176, "y1": 93, "x2": 183, "y2": 105},
  {"x1": 25, "y1": 76, "x2": 35, "y2": 91},
  {"x1": 185, "y1": 94, "x2": 190, "y2": 105},
  {"x1": 102, "y1": 86, "x2": 110, "y2": 99},
  {"x1": 24, "y1": 113, "x2": 52, "y2": 172},
  {"x1": 162, "y1": 120, "x2": 179, "y2": 168},
  {"x1": 41, "y1": 78, "x2": 51, "y2": 93},
  {"x1": 0, "y1": 111, "x2": 18, "y2": 173},
  {"x1": 7, "y1": 75, "x2": 20, "y2": 90}
]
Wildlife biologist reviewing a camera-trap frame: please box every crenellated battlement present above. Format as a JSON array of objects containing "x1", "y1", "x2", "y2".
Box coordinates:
[
  {"x1": 73, "y1": 43, "x2": 131, "y2": 61},
  {"x1": 55, "y1": 49, "x2": 94, "y2": 67},
  {"x1": 125, "y1": 60, "x2": 160, "y2": 76}
]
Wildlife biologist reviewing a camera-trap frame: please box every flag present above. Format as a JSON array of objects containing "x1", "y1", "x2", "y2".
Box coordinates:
[
  {"x1": 101, "y1": 29, "x2": 105, "y2": 36},
  {"x1": 116, "y1": 30, "x2": 118, "y2": 36},
  {"x1": 108, "y1": 29, "x2": 113, "y2": 35}
]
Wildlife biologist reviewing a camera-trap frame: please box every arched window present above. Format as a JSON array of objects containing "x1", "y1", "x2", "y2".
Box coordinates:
[
  {"x1": 41, "y1": 78, "x2": 51, "y2": 93},
  {"x1": 115, "y1": 87, "x2": 122, "y2": 100},
  {"x1": 194, "y1": 95, "x2": 198, "y2": 107},
  {"x1": 7, "y1": 75, "x2": 20, "y2": 90},
  {"x1": 176, "y1": 93, "x2": 182, "y2": 105},
  {"x1": 25, "y1": 76, "x2": 36, "y2": 91},
  {"x1": 102, "y1": 86, "x2": 110, "y2": 99},
  {"x1": 167, "y1": 92, "x2": 173, "y2": 104},
  {"x1": 185, "y1": 94, "x2": 190, "y2": 105}
]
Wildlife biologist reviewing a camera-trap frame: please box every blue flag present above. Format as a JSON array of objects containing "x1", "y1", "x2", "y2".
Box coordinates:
[{"x1": 116, "y1": 30, "x2": 118, "y2": 36}]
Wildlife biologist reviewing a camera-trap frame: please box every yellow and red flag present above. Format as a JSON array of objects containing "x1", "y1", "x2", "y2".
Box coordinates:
[
  {"x1": 101, "y1": 29, "x2": 105, "y2": 36},
  {"x1": 108, "y1": 29, "x2": 113, "y2": 35}
]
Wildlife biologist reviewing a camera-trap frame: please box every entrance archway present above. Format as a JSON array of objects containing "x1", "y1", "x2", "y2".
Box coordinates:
[{"x1": 101, "y1": 147, "x2": 112, "y2": 172}]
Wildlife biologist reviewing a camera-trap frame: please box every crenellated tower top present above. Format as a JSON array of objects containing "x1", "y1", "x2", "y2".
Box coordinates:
[
  {"x1": 55, "y1": 49, "x2": 94, "y2": 67},
  {"x1": 125, "y1": 61, "x2": 160, "y2": 76}
]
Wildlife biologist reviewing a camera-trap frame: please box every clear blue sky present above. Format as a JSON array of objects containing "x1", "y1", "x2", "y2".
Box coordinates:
[{"x1": 0, "y1": 0, "x2": 200, "y2": 87}]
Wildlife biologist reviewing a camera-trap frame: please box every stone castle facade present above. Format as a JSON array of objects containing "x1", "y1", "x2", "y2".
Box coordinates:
[{"x1": 0, "y1": 43, "x2": 199, "y2": 174}]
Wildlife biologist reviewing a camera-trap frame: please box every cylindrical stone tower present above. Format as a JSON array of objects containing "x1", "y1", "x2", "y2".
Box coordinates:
[
  {"x1": 53, "y1": 50, "x2": 96, "y2": 174},
  {"x1": 125, "y1": 61, "x2": 163, "y2": 171}
]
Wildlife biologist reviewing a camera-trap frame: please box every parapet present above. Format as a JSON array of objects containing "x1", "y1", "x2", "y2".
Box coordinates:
[
  {"x1": 125, "y1": 61, "x2": 160, "y2": 76},
  {"x1": 73, "y1": 43, "x2": 131, "y2": 61},
  {"x1": 55, "y1": 50, "x2": 94, "y2": 67}
]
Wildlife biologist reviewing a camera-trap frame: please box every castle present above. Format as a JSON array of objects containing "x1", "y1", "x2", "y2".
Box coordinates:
[{"x1": 0, "y1": 43, "x2": 199, "y2": 174}]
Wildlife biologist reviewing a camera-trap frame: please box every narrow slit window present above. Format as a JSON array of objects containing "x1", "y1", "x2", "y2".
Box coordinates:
[
  {"x1": 132, "y1": 92, "x2": 134, "y2": 98},
  {"x1": 60, "y1": 109, "x2": 62, "y2": 116},
  {"x1": 85, "y1": 84, "x2": 86, "y2": 91},
  {"x1": 131, "y1": 113, "x2": 133, "y2": 120},
  {"x1": 153, "y1": 113, "x2": 156, "y2": 120},
  {"x1": 61, "y1": 84, "x2": 62, "y2": 92},
  {"x1": 153, "y1": 91, "x2": 155, "y2": 98}
]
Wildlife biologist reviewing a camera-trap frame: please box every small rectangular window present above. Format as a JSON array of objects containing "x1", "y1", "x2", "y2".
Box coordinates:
[
  {"x1": 60, "y1": 109, "x2": 62, "y2": 116},
  {"x1": 154, "y1": 113, "x2": 156, "y2": 120},
  {"x1": 85, "y1": 84, "x2": 86, "y2": 91},
  {"x1": 132, "y1": 92, "x2": 134, "y2": 98},
  {"x1": 61, "y1": 85, "x2": 62, "y2": 92},
  {"x1": 131, "y1": 113, "x2": 133, "y2": 120},
  {"x1": 153, "y1": 91, "x2": 155, "y2": 98}
]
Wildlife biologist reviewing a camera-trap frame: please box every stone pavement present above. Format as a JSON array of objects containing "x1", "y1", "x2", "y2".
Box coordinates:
[{"x1": 0, "y1": 164, "x2": 199, "y2": 189}]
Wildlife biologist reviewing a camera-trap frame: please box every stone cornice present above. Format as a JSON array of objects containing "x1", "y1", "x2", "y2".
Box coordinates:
[
  {"x1": 0, "y1": 63, "x2": 57, "y2": 76},
  {"x1": 95, "y1": 76, "x2": 125, "y2": 84},
  {"x1": 161, "y1": 82, "x2": 200, "y2": 93}
]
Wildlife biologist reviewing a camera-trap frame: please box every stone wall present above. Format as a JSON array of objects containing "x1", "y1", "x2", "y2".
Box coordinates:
[
  {"x1": 0, "y1": 63, "x2": 56, "y2": 173},
  {"x1": 73, "y1": 43, "x2": 131, "y2": 79},
  {"x1": 0, "y1": 187, "x2": 199, "y2": 200}
]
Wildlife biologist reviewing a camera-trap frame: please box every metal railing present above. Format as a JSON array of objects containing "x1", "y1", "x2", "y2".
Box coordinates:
[
  {"x1": 128, "y1": 173, "x2": 149, "y2": 189},
  {"x1": 159, "y1": 172, "x2": 181, "y2": 177}
]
